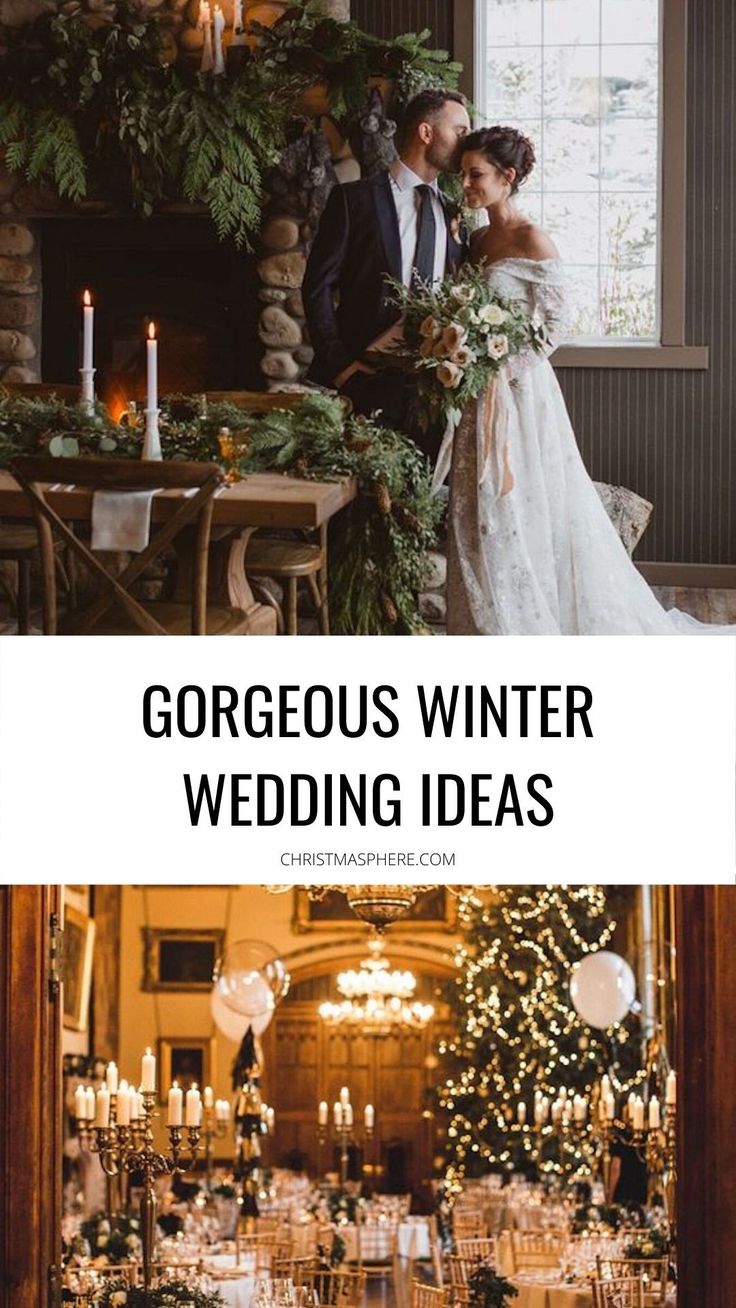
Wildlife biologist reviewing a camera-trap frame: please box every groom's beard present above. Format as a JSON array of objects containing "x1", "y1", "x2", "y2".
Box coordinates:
[{"x1": 426, "y1": 141, "x2": 460, "y2": 174}]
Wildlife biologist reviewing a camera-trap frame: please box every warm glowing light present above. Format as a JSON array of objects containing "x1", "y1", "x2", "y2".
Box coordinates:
[
  {"x1": 148, "y1": 322, "x2": 156, "y2": 340},
  {"x1": 83, "y1": 289, "x2": 92, "y2": 307},
  {"x1": 319, "y1": 936, "x2": 434, "y2": 1035}
]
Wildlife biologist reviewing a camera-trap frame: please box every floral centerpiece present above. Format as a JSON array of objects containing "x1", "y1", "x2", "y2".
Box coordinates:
[
  {"x1": 623, "y1": 1225, "x2": 670, "y2": 1260},
  {"x1": 386, "y1": 262, "x2": 547, "y2": 434},
  {"x1": 76, "y1": 1213, "x2": 141, "y2": 1264},
  {"x1": 96, "y1": 1280, "x2": 225, "y2": 1308}
]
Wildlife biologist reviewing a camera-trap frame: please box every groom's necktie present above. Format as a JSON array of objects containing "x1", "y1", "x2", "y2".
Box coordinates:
[{"x1": 412, "y1": 183, "x2": 437, "y2": 286}]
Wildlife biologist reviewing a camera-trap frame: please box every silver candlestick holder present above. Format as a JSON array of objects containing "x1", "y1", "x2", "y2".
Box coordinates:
[
  {"x1": 142, "y1": 408, "x2": 161, "y2": 461},
  {"x1": 79, "y1": 368, "x2": 95, "y2": 416}
]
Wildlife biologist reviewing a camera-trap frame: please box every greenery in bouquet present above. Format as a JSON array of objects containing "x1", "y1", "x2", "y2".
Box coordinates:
[
  {"x1": 211, "y1": 1182, "x2": 238, "y2": 1199},
  {"x1": 389, "y1": 263, "x2": 547, "y2": 432},
  {"x1": 325, "y1": 1188, "x2": 362, "y2": 1224},
  {"x1": 571, "y1": 1202, "x2": 624, "y2": 1234},
  {"x1": 78, "y1": 1213, "x2": 141, "y2": 1263},
  {"x1": 467, "y1": 1263, "x2": 519, "y2": 1308},
  {"x1": 97, "y1": 1280, "x2": 225, "y2": 1308}
]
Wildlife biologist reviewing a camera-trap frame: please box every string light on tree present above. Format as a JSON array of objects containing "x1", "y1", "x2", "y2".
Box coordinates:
[{"x1": 436, "y1": 887, "x2": 644, "y2": 1188}]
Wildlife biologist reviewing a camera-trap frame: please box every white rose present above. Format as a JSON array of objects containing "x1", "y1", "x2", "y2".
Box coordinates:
[
  {"x1": 97, "y1": 1236, "x2": 109, "y2": 1249},
  {"x1": 441, "y1": 323, "x2": 468, "y2": 354},
  {"x1": 419, "y1": 315, "x2": 441, "y2": 340},
  {"x1": 487, "y1": 334, "x2": 509, "y2": 360},
  {"x1": 449, "y1": 283, "x2": 475, "y2": 305},
  {"x1": 110, "y1": 1293, "x2": 128, "y2": 1306},
  {"x1": 451, "y1": 345, "x2": 476, "y2": 367},
  {"x1": 436, "y1": 361, "x2": 463, "y2": 389},
  {"x1": 478, "y1": 303, "x2": 508, "y2": 327},
  {"x1": 99, "y1": 1221, "x2": 111, "y2": 1235}
]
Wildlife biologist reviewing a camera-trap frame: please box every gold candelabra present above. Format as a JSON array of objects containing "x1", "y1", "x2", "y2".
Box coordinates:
[
  {"x1": 318, "y1": 1102, "x2": 374, "y2": 1186},
  {"x1": 78, "y1": 1091, "x2": 201, "y2": 1303},
  {"x1": 595, "y1": 1104, "x2": 677, "y2": 1234},
  {"x1": 202, "y1": 1106, "x2": 229, "y2": 1192}
]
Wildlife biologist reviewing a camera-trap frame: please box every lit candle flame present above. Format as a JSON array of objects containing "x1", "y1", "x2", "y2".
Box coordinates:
[
  {"x1": 83, "y1": 289, "x2": 92, "y2": 307},
  {"x1": 148, "y1": 322, "x2": 156, "y2": 340}
]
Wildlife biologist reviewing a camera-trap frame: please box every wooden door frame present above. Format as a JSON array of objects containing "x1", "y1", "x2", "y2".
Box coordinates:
[{"x1": 0, "y1": 885, "x2": 63, "y2": 1308}]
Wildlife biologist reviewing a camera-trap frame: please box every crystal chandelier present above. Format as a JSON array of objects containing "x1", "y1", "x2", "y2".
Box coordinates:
[
  {"x1": 319, "y1": 937, "x2": 434, "y2": 1035},
  {"x1": 267, "y1": 884, "x2": 478, "y2": 930}
]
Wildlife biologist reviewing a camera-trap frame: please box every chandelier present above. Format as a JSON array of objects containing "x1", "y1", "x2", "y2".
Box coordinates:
[
  {"x1": 267, "y1": 884, "x2": 478, "y2": 930},
  {"x1": 319, "y1": 937, "x2": 434, "y2": 1035}
]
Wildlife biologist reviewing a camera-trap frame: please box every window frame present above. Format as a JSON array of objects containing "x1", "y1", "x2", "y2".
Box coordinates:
[{"x1": 455, "y1": 0, "x2": 707, "y2": 369}]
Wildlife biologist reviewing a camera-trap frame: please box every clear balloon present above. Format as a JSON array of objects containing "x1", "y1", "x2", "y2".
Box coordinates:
[
  {"x1": 210, "y1": 985, "x2": 251, "y2": 1042},
  {"x1": 569, "y1": 950, "x2": 637, "y2": 1029},
  {"x1": 214, "y1": 939, "x2": 290, "y2": 1017}
]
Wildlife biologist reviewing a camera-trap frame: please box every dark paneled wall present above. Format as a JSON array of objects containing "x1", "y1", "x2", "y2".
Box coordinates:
[{"x1": 358, "y1": 0, "x2": 734, "y2": 564}]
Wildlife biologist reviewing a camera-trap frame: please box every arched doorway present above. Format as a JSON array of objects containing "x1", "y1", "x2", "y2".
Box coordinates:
[{"x1": 259, "y1": 953, "x2": 454, "y2": 1207}]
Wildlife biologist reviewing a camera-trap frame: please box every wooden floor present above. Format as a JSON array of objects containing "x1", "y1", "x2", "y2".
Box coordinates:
[{"x1": 1, "y1": 589, "x2": 735, "y2": 635}]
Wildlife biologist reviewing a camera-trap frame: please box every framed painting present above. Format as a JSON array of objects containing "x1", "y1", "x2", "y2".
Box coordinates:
[
  {"x1": 292, "y1": 888, "x2": 458, "y2": 933},
  {"x1": 158, "y1": 1036, "x2": 215, "y2": 1103},
  {"x1": 142, "y1": 928, "x2": 224, "y2": 992},
  {"x1": 63, "y1": 905, "x2": 96, "y2": 1032}
]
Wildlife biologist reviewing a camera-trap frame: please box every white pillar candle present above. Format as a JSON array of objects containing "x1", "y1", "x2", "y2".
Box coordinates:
[
  {"x1": 168, "y1": 1081, "x2": 184, "y2": 1127},
  {"x1": 517, "y1": 1102, "x2": 526, "y2": 1125},
  {"x1": 541, "y1": 1096, "x2": 549, "y2": 1122},
  {"x1": 95, "y1": 1088, "x2": 111, "y2": 1128},
  {"x1": 75, "y1": 1085, "x2": 88, "y2": 1120},
  {"x1": 551, "y1": 1099, "x2": 562, "y2": 1123},
  {"x1": 105, "y1": 1062, "x2": 118, "y2": 1095},
  {"x1": 558, "y1": 1086, "x2": 567, "y2": 1101},
  {"x1": 266, "y1": 1107, "x2": 275, "y2": 1130},
  {"x1": 318, "y1": 1100, "x2": 329, "y2": 1126},
  {"x1": 213, "y1": 5, "x2": 225, "y2": 74},
  {"x1": 598, "y1": 1099, "x2": 606, "y2": 1123},
  {"x1": 632, "y1": 1096, "x2": 645, "y2": 1131},
  {"x1": 605, "y1": 1093, "x2": 615, "y2": 1121},
  {"x1": 85, "y1": 1086, "x2": 96, "y2": 1120},
  {"x1": 648, "y1": 1096, "x2": 660, "y2": 1129},
  {"x1": 344, "y1": 1103, "x2": 354, "y2": 1127},
  {"x1": 215, "y1": 1099, "x2": 226, "y2": 1122},
  {"x1": 203, "y1": 1085, "x2": 214, "y2": 1109},
  {"x1": 117, "y1": 1086, "x2": 131, "y2": 1126},
  {"x1": 364, "y1": 1103, "x2": 375, "y2": 1130},
  {"x1": 222, "y1": 1099, "x2": 230, "y2": 1121},
  {"x1": 141, "y1": 1048, "x2": 156, "y2": 1093},
  {"x1": 665, "y1": 1070, "x2": 677, "y2": 1105},
  {"x1": 185, "y1": 1084, "x2": 201, "y2": 1126},
  {"x1": 339, "y1": 1086, "x2": 350, "y2": 1106},
  {"x1": 333, "y1": 1101, "x2": 343, "y2": 1127},
  {"x1": 82, "y1": 290, "x2": 94, "y2": 372},
  {"x1": 130, "y1": 1089, "x2": 141, "y2": 1121},
  {"x1": 146, "y1": 323, "x2": 158, "y2": 414},
  {"x1": 573, "y1": 1095, "x2": 586, "y2": 1122}
]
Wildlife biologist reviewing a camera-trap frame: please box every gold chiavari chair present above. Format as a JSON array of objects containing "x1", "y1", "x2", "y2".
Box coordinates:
[
  {"x1": 62, "y1": 1264, "x2": 137, "y2": 1307},
  {"x1": 452, "y1": 1209, "x2": 486, "y2": 1240},
  {"x1": 272, "y1": 1254, "x2": 323, "y2": 1284},
  {"x1": 235, "y1": 1231, "x2": 294, "y2": 1268},
  {"x1": 453, "y1": 1238, "x2": 497, "y2": 1264},
  {"x1": 411, "y1": 1280, "x2": 449, "y2": 1308},
  {"x1": 510, "y1": 1229, "x2": 565, "y2": 1271},
  {"x1": 592, "y1": 1275, "x2": 646, "y2": 1308},
  {"x1": 290, "y1": 1268, "x2": 366, "y2": 1308},
  {"x1": 354, "y1": 1214, "x2": 402, "y2": 1303},
  {"x1": 427, "y1": 1214, "x2": 447, "y2": 1288},
  {"x1": 596, "y1": 1257, "x2": 669, "y2": 1307}
]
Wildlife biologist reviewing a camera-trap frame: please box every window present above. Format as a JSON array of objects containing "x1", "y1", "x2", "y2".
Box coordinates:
[{"x1": 467, "y1": 0, "x2": 707, "y2": 367}]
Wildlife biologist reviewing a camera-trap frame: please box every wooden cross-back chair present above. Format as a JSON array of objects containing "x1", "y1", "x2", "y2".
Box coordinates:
[
  {"x1": 592, "y1": 1275, "x2": 646, "y2": 1308},
  {"x1": 9, "y1": 456, "x2": 242, "y2": 635}
]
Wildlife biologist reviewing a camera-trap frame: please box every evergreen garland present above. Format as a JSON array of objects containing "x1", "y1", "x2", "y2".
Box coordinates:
[
  {"x1": 0, "y1": 1, "x2": 461, "y2": 246},
  {"x1": 0, "y1": 389, "x2": 442, "y2": 634}
]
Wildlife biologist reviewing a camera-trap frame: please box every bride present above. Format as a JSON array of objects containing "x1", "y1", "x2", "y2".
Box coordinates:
[{"x1": 445, "y1": 125, "x2": 735, "y2": 635}]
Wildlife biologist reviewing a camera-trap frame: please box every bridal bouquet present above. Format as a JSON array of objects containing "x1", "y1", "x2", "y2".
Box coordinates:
[{"x1": 386, "y1": 263, "x2": 547, "y2": 428}]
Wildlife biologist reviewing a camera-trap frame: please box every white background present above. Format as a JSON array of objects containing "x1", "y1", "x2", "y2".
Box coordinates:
[{"x1": 0, "y1": 636, "x2": 733, "y2": 881}]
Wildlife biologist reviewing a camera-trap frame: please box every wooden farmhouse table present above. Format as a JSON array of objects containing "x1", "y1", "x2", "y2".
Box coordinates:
[{"x1": 0, "y1": 469, "x2": 357, "y2": 633}]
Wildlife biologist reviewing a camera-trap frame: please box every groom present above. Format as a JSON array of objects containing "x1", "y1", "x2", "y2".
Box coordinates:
[{"x1": 302, "y1": 88, "x2": 470, "y2": 458}]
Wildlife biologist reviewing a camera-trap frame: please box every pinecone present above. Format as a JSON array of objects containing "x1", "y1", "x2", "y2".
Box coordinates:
[
  {"x1": 380, "y1": 593, "x2": 398, "y2": 625},
  {"x1": 294, "y1": 458, "x2": 308, "y2": 477},
  {"x1": 346, "y1": 436, "x2": 372, "y2": 454}
]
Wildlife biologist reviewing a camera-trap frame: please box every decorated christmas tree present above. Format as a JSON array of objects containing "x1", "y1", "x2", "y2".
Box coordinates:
[{"x1": 437, "y1": 887, "x2": 643, "y2": 1186}]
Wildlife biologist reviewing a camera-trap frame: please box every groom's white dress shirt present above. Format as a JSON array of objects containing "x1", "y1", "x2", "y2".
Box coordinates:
[{"x1": 388, "y1": 158, "x2": 448, "y2": 288}]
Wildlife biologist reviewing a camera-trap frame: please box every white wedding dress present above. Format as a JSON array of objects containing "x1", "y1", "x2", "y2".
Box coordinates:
[{"x1": 445, "y1": 257, "x2": 736, "y2": 635}]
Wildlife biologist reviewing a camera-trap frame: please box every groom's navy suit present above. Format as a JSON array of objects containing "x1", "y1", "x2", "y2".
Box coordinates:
[{"x1": 302, "y1": 168, "x2": 465, "y2": 455}]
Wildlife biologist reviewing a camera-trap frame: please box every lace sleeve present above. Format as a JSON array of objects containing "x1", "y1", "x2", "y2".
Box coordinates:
[{"x1": 505, "y1": 261, "x2": 570, "y2": 381}]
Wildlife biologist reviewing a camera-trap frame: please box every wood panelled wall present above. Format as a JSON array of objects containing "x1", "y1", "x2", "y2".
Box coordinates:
[
  {"x1": 357, "y1": 0, "x2": 735, "y2": 565},
  {"x1": 261, "y1": 994, "x2": 452, "y2": 1198}
]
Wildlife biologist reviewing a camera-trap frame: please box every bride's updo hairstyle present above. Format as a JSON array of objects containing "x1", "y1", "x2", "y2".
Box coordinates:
[{"x1": 462, "y1": 125, "x2": 536, "y2": 193}]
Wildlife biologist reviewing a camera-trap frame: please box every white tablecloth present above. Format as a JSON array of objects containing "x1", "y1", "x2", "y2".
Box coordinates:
[
  {"x1": 340, "y1": 1218, "x2": 430, "y2": 1262},
  {"x1": 203, "y1": 1252, "x2": 256, "y2": 1308},
  {"x1": 511, "y1": 1275, "x2": 592, "y2": 1308}
]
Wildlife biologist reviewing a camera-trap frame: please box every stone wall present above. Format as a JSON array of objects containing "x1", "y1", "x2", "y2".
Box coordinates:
[{"x1": 0, "y1": 0, "x2": 354, "y2": 387}]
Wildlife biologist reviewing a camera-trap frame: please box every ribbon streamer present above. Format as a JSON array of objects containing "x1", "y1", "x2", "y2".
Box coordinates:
[{"x1": 432, "y1": 373, "x2": 513, "y2": 498}]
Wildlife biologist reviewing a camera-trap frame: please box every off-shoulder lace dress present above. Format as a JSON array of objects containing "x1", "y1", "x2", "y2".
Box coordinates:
[{"x1": 445, "y1": 257, "x2": 735, "y2": 635}]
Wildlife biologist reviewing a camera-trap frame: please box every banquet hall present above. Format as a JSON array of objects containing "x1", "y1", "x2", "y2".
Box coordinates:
[{"x1": 1, "y1": 884, "x2": 733, "y2": 1308}]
